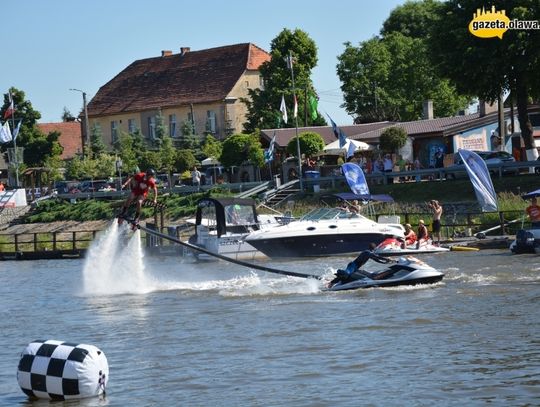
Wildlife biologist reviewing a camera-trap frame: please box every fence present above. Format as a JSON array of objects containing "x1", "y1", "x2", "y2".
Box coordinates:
[
  {"x1": 0, "y1": 230, "x2": 100, "y2": 254},
  {"x1": 375, "y1": 209, "x2": 529, "y2": 239}
]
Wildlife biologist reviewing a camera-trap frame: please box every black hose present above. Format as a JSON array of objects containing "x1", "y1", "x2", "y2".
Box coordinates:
[{"x1": 136, "y1": 223, "x2": 322, "y2": 280}]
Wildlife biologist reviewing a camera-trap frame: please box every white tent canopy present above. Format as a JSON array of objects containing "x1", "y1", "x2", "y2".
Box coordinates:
[
  {"x1": 201, "y1": 157, "x2": 221, "y2": 166},
  {"x1": 322, "y1": 138, "x2": 373, "y2": 155}
]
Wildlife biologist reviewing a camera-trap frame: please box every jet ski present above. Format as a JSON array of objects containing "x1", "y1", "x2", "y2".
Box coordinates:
[{"x1": 327, "y1": 256, "x2": 444, "y2": 291}]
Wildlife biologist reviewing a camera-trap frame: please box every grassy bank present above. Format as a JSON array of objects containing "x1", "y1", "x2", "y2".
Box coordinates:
[
  {"x1": 367, "y1": 173, "x2": 540, "y2": 204},
  {"x1": 19, "y1": 174, "x2": 540, "y2": 224}
]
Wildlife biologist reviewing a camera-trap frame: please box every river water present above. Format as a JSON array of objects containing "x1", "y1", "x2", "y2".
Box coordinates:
[{"x1": 1, "y1": 222, "x2": 539, "y2": 406}]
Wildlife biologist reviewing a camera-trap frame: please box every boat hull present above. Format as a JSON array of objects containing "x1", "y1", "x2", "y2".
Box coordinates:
[
  {"x1": 328, "y1": 273, "x2": 444, "y2": 291},
  {"x1": 246, "y1": 232, "x2": 388, "y2": 258}
]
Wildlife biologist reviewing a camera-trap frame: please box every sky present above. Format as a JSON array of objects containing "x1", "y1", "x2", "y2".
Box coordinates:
[{"x1": 2, "y1": 0, "x2": 404, "y2": 126}]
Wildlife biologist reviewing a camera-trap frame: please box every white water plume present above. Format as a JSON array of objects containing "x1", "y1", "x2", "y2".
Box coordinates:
[{"x1": 83, "y1": 222, "x2": 151, "y2": 295}]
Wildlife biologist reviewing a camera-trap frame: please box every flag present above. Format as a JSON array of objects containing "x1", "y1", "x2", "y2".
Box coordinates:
[
  {"x1": 308, "y1": 93, "x2": 318, "y2": 120},
  {"x1": 342, "y1": 162, "x2": 370, "y2": 196},
  {"x1": 458, "y1": 149, "x2": 498, "y2": 212},
  {"x1": 285, "y1": 54, "x2": 294, "y2": 70},
  {"x1": 293, "y1": 94, "x2": 298, "y2": 119},
  {"x1": 264, "y1": 132, "x2": 277, "y2": 163},
  {"x1": 326, "y1": 113, "x2": 347, "y2": 148},
  {"x1": 346, "y1": 140, "x2": 356, "y2": 159},
  {"x1": 280, "y1": 95, "x2": 288, "y2": 124},
  {"x1": 0, "y1": 121, "x2": 12, "y2": 143},
  {"x1": 4, "y1": 92, "x2": 14, "y2": 120},
  {"x1": 12, "y1": 120, "x2": 21, "y2": 141}
]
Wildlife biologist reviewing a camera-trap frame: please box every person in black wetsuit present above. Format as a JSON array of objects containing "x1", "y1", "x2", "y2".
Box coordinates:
[{"x1": 329, "y1": 243, "x2": 392, "y2": 286}]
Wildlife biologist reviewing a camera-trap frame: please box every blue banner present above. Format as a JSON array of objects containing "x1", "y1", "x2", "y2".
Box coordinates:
[
  {"x1": 458, "y1": 149, "x2": 498, "y2": 212},
  {"x1": 342, "y1": 163, "x2": 370, "y2": 196}
]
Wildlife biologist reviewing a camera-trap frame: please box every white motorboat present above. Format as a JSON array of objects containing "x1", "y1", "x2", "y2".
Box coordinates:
[
  {"x1": 373, "y1": 237, "x2": 450, "y2": 256},
  {"x1": 244, "y1": 207, "x2": 405, "y2": 258},
  {"x1": 188, "y1": 197, "x2": 285, "y2": 260}
]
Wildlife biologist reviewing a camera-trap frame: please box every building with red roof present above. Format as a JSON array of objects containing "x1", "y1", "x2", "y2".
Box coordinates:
[
  {"x1": 87, "y1": 43, "x2": 270, "y2": 145},
  {"x1": 38, "y1": 122, "x2": 83, "y2": 159}
]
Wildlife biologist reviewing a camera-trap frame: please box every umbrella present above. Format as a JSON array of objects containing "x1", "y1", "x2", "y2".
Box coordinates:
[{"x1": 323, "y1": 138, "x2": 372, "y2": 155}]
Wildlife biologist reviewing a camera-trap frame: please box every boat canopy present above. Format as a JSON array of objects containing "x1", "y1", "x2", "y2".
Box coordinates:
[
  {"x1": 195, "y1": 197, "x2": 258, "y2": 237},
  {"x1": 523, "y1": 189, "x2": 540, "y2": 199}
]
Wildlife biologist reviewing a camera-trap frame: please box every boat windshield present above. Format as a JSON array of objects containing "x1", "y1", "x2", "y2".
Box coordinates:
[
  {"x1": 300, "y1": 207, "x2": 369, "y2": 221},
  {"x1": 224, "y1": 204, "x2": 255, "y2": 225}
]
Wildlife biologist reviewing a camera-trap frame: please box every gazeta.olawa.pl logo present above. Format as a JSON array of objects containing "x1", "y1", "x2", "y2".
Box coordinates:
[{"x1": 469, "y1": 6, "x2": 539, "y2": 39}]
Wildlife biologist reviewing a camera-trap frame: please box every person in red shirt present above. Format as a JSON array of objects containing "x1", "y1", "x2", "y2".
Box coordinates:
[
  {"x1": 526, "y1": 196, "x2": 540, "y2": 228},
  {"x1": 118, "y1": 168, "x2": 158, "y2": 224}
]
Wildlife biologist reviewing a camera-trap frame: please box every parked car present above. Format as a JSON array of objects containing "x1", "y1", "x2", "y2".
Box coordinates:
[
  {"x1": 80, "y1": 180, "x2": 117, "y2": 192},
  {"x1": 446, "y1": 150, "x2": 517, "y2": 179},
  {"x1": 204, "y1": 166, "x2": 227, "y2": 185}
]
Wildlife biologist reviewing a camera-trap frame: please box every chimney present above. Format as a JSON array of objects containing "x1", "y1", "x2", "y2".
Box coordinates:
[
  {"x1": 180, "y1": 47, "x2": 191, "y2": 56},
  {"x1": 478, "y1": 99, "x2": 498, "y2": 117},
  {"x1": 422, "y1": 100, "x2": 434, "y2": 120},
  {"x1": 161, "y1": 50, "x2": 173, "y2": 57}
]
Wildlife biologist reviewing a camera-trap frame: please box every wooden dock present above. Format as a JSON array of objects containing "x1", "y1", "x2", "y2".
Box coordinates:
[{"x1": 0, "y1": 220, "x2": 107, "y2": 261}]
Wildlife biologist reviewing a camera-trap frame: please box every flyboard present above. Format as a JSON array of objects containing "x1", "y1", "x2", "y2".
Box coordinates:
[{"x1": 117, "y1": 199, "x2": 166, "y2": 230}]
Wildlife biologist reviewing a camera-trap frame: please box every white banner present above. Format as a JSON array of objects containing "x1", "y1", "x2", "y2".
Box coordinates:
[{"x1": 458, "y1": 149, "x2": 498, "y2": 212}]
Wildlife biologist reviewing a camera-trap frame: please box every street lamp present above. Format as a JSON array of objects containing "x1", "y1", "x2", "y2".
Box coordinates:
[{"x1": 70, "y1": 88, "x2": 91, "y2": 156}]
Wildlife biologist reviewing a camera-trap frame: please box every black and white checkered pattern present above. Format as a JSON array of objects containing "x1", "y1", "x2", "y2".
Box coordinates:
[{"x1": 17, "y1": 339, "x2": 108, "y2": 400}]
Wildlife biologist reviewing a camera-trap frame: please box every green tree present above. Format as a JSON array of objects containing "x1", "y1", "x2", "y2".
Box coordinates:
[
  {"x1": 286, "y1": 131, "x2": 325, "y2": 157},
  {"x1": 243, "y1": 28, "x2": 326, "y2": 133},
  {"x1": 337, "y1": 32, "x2": 470, "y2": 122},
  {"x1": 65, "y1": 156, "x2": 84, "y2": 180},
  {"x1": 429, "y1": 0, "x2": 540, "y2": 158},
  {"x1": 382, "y1": 0, "x2": 443, "y2": 38},
  {"x1": 379, "y1": 127, "x2": 408, "y2": 153},
  {"x1": 201, "y1": 134, "x2": 222, "y2": 162},
  {"x1": 178, "y1": 119, "x2": 199, "y2": 149},
  {"x1": 94, "y1": 153, "x2": 116, "y2": 178},
  {"x1": 220, "y1": 133, "x2": 264, "y2": 168},
  {"x1": 1, "y1": 88, "x2": 51, "y2": 182},
  {"x1": 90, "y1": 123, "x2": 107, "y2": 158},
  {"x1": 152, "y1": 111, "x2": 177, "y2": 185},
  {"x1": 114, "y1": 131, "x2": 138, "y2": 174},
  {"x1": 175, "y1": 149, "x2": 198, "y2": 173},
  {"x1": 62, "y1": 107, "x2": 76, "y2": 122},
  {"x1": 139, "y1": 151, "x2": 163, "y2": 174}
]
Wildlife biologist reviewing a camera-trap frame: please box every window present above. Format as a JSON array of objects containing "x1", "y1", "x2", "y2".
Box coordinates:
[
  {"x1": 169, "y1": 114, "x2": 177, "y2": 138},
  {"x1": 148, "y1": 116, "x2": 156, "y2": 139},
  {"x1": 111, "y1": 120, "x2": 118, "y2": 143},
  {"x1": 206, "y1": 110, "x2": 216, "y2": 134},
  {"x1": 128, "y1": 119, "x2": 137, "y2": 134}
]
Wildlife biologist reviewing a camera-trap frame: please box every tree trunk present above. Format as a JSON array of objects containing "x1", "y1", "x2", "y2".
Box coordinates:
[{"x1": 515, "y1": 73, "x2": 538, "y2": 161}]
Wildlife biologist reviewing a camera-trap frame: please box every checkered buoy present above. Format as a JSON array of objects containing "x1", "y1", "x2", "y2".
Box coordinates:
[{"x1": 17, "y1": 339, "x2": 108, "y2": 400}]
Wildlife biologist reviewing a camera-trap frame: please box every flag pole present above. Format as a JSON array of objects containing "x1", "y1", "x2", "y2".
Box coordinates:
[
  {"x1": 8, "y1": 91, "x2": 19, "y2": 187},
  {"x1": 288, "y1": 51, "x2": 303, "y2": 191}
]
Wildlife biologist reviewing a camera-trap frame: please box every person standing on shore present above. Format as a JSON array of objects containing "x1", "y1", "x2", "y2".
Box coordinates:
[
  {"x1": 191, "y1": 166, "x2": 201, "y2": 190},
  {"x1": 429, "y1": 200, "x2": 443, "y2": 244}
]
